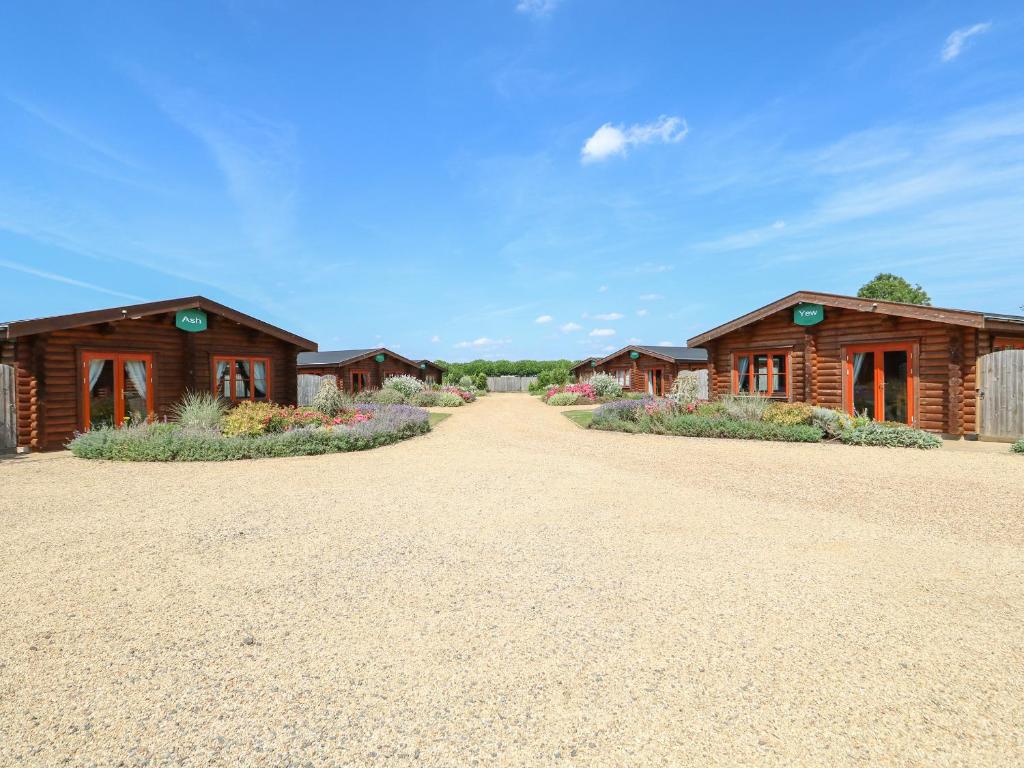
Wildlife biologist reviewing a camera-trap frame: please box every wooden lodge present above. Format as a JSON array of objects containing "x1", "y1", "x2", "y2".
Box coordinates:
[
  {"x1": 687, "y1": 291, "x2": 1024, "y2": 438},
  {"x1": 297, "y1": 349, "x2": 445, "y2": 393},
  {"x1": 0, "y1": 297, "x2": 317, "y2": 451},
  {"x1": 572, "y1": 345, "x2": 708, "y2": 396}
]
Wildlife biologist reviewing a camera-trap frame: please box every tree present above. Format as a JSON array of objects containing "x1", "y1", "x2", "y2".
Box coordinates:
[{"x1": 856, "y1": 273, "x2": 931, "y2": 306}]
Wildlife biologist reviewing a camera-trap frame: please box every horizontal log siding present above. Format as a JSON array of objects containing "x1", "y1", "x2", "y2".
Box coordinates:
[
  {"x1": 299, "y1": 357, "x2": 425, "y2": 393},
  {"x1": 594, "y1": 351, "x2": 707, "y2": 394},
  {"x1": 705, "y1": 307, "x2": 976, "y2": 435},
  {"x1": 11, "y1": 312, "x2": 302, "y2": 451}
]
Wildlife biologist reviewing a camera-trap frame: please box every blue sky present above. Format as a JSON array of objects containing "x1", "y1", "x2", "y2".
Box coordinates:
[{"x1": 1, "y1": 2, "x2": 1022, "y2": 360}]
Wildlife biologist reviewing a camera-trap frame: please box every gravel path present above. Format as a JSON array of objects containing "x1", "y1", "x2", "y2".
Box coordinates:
[{"x1": 1, "y1": 394, "x2": 1022, "y2": 767}]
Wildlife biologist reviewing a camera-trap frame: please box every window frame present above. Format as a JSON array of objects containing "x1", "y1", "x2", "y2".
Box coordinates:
[
  {"x1": 349, "y1": 369, "x2": 370, "y2": 393},
  {"x1": 645, "y1": 367, "x2": 665, "y2": 397},
  {"x1": 993, "y1": 336, "x2": 1024, "y2": 352},
  {"x1": 731, "y1": 349, "x2": 791, "y2": 400},
  {"x1": 81, "y1": 350, "x2": 155, "y2": 430},
  {"x1": 611, "y1": 366, "x2": 631, "y2": 388},
  {"x1": 842, "y1": 341, "x2": 916, "y2": 425},
  {"x1": 212, "y1": 355, "x2": 272, "y2": 402}
]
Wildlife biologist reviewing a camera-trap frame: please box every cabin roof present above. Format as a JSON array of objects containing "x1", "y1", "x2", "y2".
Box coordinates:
[
  {"x1": 593, "y1": 344, "x2": 708, "y2": 367},
  {"x1": 0, "y1": 296, "x2": 317, "y2": 349},
  {"x1": 297, "y1": 347, "x2": 424, "y2": 370},
  {"x1": 687, "y1": 290, "x2": 1024, "y2": 347}
]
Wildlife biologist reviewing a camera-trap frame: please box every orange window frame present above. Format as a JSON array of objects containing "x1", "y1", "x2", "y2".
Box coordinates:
[
  {"x1": 350, "y1": 369, "x2": 370, "y2": 392},
  {"x1": 612, "y1": 366, "x2": 631, "y2": 387},
  {"x1": 212, "y1": 356, "x2": 272, "y2": 402},
  {"x1": 993, "y1": 336, "x2": 1024, "y2": 351},
  {"x1": 646, "y1": 368, "x2": 665, "y2": 396},
  {"x1": 81, "y1": 351, "x2": 155, "y2": 429},
  {"x1": 732, "y1": 350, "x2": 791, "y2": 399},
  {"x1": 843, "y1": 341, "x2": 916, "y2": 425}
]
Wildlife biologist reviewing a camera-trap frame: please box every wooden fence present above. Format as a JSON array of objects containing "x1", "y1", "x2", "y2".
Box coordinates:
[
  {"x1": 978, "y1": 350, "x2": 1024, "y2": 441},
  {"x1": 0, "y1": 364, "x2": 15, "y2": 451},
  {"x1": 673, "y1": 369, "x2": 709, "y2": 400},
  {"x1": 486, "y1": 375, "x2": 538, "y2": 393},
  {"x1": 297, "y1": 373, "x2": 337, "y2": 406}
]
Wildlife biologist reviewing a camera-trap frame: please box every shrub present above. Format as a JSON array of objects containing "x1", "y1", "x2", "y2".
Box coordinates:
[
  {"x1": 373, "y1": 388, "x2": 408, "y2": 405},
  {"x1": 68, "y1": 405, "x2": 431, "y2": 461},
  {"x1": 442, "y1": 386, "x2": 476, "y2": 403},
  {"x1": 353, "y1": 389, "x2": 377, "y2": 403},
  {"x1": 1012, "y1": 439, "x2": 1024, "y2": 454},
  {"x1": 695, "y1": 401, "x2": 726, "y2": 418},
  {"x1": 312, "y1": 378, "x2": 345, "y2": 417},
  {"x1": 547, "y1": 392, "x2": 582, "y2": 406},
  {"x1": 666, "y1": 373, "x2": 701, "y2": 407},
  {"x1": 410, "y1": 390, "x2": 441, "y2": 407},
  {"x1": 544, "y1": 383, "x2": 596, "y2": 402},
  {"x1": 764, "y1": 402, "x2": 814, "y2": 426},
  {"x1": 592, "y1": 399, "x2": 647, "y2": 423},
  {"x1": 435, "y1": 391, "x2": 464, "y2": 407},
  {"x1": 838, "y1": 422, "x2": 942, "y2": 449},
  {"x1": 474, "y1": 372, "x2": 488, "y2": 392},
  {"x1": 530, "y1": 367, "x2": 571, "y2": 392},
  {"x1": 457, "y1": 375, "x2": 475, "y2": 390},
  {"x1": 384, "y1": 374, "x2": 425, "y2": 398},
  {"x1": 221, "y1": 401, "x2": 278, "y2": 437},
  {"x1": 719, "y1": 394, "x2": 771, "y2": 422},
  {"x1": 810, "y1": 406, "x2": 853, "y2": 439},
  {"x1": 588, "y1": 373, "x2": 623, "y2": 399},
  {"x1": 590, "y1": 412, "x2": 823, "y2": 442},
  {"x1": 169, "y1": 391, "x2": 227, "y2": 430}
]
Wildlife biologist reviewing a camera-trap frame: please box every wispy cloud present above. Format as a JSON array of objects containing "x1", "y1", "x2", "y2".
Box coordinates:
[
  {"x1": 942, "y1": 22, "x2": 991, "y2": 62},
  {"x1": 597, "y1": 285, "x2": 608, "y2": 292},
  {"x1": 581, "y1": 115, "x2": 688, "y2": 163},
  {"x1": 535, "y1": 314, "x2": 553, "y2": 323},
  {"x1": 588, "y1": 311, "x2": 623, "y2": 321},
  {"x1": 636, "y1": 308, "x2": 649, "y2": 317},
  {"x1": 634, "y1": 262, "x2": 674, "y2": 273},
  {"x1": 639, "y1": 293, "x2": 664, "y2": 301},
  {"x1": 515, "y1": 0, "x2": 561, "y2": 17},
  {"x1": 560, "y1": 322, "x2": 583, "y2": 332},
  {"x1": 455, "y1": 337, "x2": 509, "y2": 349},
  {"x1": 430, "y1": 335, "x2": 441, "y2": 343},
  {"x1": 656, "y1": 340, "x2": 674, "y2": 346},
  {"x1": 0, "y1": 258, "x2": 144, "y2": 301},
  {"x1": 589, "y1": 328, "x2": 615, "y2": 337}
]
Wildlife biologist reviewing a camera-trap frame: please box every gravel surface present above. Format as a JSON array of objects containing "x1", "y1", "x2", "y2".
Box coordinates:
[{"x1": 1, "y1": 394, "x2": 1022, "y2": 767}]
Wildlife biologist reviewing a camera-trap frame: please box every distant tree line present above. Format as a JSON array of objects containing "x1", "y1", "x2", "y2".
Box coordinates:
[{"x1": 435, "y1": 359, "x2": 578, "y2": 381}]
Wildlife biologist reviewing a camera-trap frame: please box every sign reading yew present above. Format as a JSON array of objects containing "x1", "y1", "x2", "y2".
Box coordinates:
[{"x1": 793, "y1": 303, "x2": 824, "y2": 326}]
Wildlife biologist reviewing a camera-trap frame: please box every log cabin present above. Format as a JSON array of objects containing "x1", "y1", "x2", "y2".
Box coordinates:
[
  {"x1": 0, "y1": 296, "x2": 317, "y2": 451},
  {"x1": 296, "y1": 349, "x2": 443, "y2": 393},
  {"x1": 572, "y1": 345, "x2": 709, "y2": 396},
  {"x1": 687, "y1": 291, "x2": 1024, "y2": 438}
]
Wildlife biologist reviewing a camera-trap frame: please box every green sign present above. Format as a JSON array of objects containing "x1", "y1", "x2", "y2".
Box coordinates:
[
  {"x1": 590, "y1": 360, "x2": 597, "y2": 367},
  {"x1": 420, "y1": 362, "x2": 427, "y2": 369},
  {"x1": 175, "y1": 309, "x2": 207, "y2": 333},
  {"x1": 374, "y1": 353, "x2": 386, "y2": 363},
  {"x1": 793, "y1": 303, "x2": 824, "y2": 326},
  {"x1": 629, "y1": 351, "x2": 640, "y2": 359}
]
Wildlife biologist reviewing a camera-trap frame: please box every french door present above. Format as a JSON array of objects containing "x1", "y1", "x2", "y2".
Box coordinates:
[
  {"x1": 350, "y1": 370, "x2": 370, "y2": 392},
  {"x1": 82, "y1": 351, "x2": 154, "y2": 429},
  {"x1": 646, "y1": 368, "x2": 664, "y2": 396},
  {"x1": 845, "y1": 342, "x2": 914, "y2": 425}
]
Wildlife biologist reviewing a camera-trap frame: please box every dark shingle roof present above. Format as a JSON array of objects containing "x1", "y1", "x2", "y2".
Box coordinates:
[
  {"x1": 297, "y1": 349, "x2": 375, "y2": 366},
  {"x1": 634, "y1": 345, "x2": 708, "y2": 362}
]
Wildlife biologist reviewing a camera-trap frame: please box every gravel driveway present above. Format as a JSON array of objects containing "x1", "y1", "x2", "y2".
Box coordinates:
[{"x1": 2, "y1": 394, "x2": 1022, "y2": 766}]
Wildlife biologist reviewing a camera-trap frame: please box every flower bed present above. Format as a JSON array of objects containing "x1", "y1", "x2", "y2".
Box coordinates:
[
  {"x1": 69, "y1": 397, "x2": 430, "y2": 461},
  {"x1": 543, "y1": 383, "x2": 596, "y2": 405},
  {"x1": 587, "y1": 395, "x2": 942, "y2": 448}
]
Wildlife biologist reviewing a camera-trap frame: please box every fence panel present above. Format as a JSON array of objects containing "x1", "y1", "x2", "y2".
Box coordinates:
[
  {"x1": 979, "y1": 349, "x2": 1024, "y2": 441},
  {"x1": 297, "y1": 373, "x2": 337, "y2": 405},
  {"x1": 0, "y1": 364, "x2": 15, "y2": 451},
  {"x1": 672, "y1": 369, "x2": 709, "y2": 400},
  {"x1": 486, "y1": 375, "x2": 538, "y2": 393}
]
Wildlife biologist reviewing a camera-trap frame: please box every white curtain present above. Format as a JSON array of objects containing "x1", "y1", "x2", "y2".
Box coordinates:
[
  {"x1": 88, "y1": 359, "x2": 106, "y2": 392},
  {"x1": 124, "y1": 360, "x2": 148, "y2": 400},
  {"x1": 216, "y1": 360, "x2": 230, "y2": 396},
  {"x1": 852, "y1": 353, "x2": 868, "y2": 384},
  {"x1": 736, "y1": 356, "x2": 750, "y2": 391},
  {"x1": 252, "y1": 361, "x2": 267, "y2": 399}
]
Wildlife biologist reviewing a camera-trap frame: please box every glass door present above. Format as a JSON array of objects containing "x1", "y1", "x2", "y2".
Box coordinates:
[
  {"x1": 646, "y1": 369, "x2": 663, "y2": 396},
  {"x1": 846, "y1": 343, "x2": 914, "y2": 425},
  {"x1": 82, "y1": 352, "x2": 154, "y2": 429}
]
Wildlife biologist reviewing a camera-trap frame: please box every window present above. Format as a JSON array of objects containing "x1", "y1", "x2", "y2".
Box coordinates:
[
  {"x1": 993, "y1": 337, "x2": 1024, "y2": 351},
  {"x1": 646, "y1": 368, "x2": 664, "y2": 396},
  {"x1": 732, "y1": 350, "x2": 790, "y2": 398},
  {"x1": 844, "y1": 342, "x2": 915, "y2": 425},
  {"x1": 213, "y1": 356, "x2": 270, "y2": 402},
  {"x1": 350, "y1": 370, "x2": 370, "y2": 392},
  {"x1": 82, "y1": 351, "x2": 154, "y2": 429},
  {"x1": 612, "y1": 367, "x2": 631, "y2": 387}
]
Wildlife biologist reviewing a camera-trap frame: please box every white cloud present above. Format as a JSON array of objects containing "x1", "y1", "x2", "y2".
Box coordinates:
[
  {"x1": 597, "y1": 285, "x2": 608, "y2": 292},
  {"x1": 560, "y1": 322, "x2": 583, "y2": 332},
  {"x1": 516, "y1": 0, "x2": 560, "y2": 17},
  {"x1": 626, "y1": 336, "x2": 642, "y2": 344},
  {"x1": 581, "y1": 115, "x2": 688, "y2": 163},
  {"x1": 636, "y1": 308, "x2": 649, "y2": 317},
  {"x1": 430, "y1": 335, "x2": 440, "y2": 343},
  {"x1": 535, "y1": 314, "x2": 553, "y2": 324},
  {"x1": 942, "y1": 22, "x2": 991, "y2": 62},
  {"x1": 639, "y1": 293, "x2": 664, "y2": 301},
  {"x1": 455, "y1": 337, "x2": 509, "y2": 349},
  {"x1": 0, "y1": 257, "x2": 144, "y2": 301},
  {"x1": 590, "y1": 312, "x2": 623, "y2": 321},
  {"x1": 589, "y1": 328, "x2": 616, "y2": 337}
]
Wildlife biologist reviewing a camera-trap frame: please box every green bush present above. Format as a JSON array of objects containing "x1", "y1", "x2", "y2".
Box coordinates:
[
  {"x1": 382, "y1": 374, "x2": 424, "y2": 398},
  {"x1": 764, "y1": 402, "x2": 814, "y2": 426},
  {"x1": 838, "y1": 422, "x2": 942, "y2": 449},
  {"x1": 435, "y1": 392, "x2": 464, "y2": 407},
  {"x1": 474, "y1": 372, "x2": 488, "y2": 391},
  {"x1": 457, "y1": 375, "x2": 475, "y2": 389},
  {"x1": 810, "y1": 406, "x2": 853, "y2": 438},
  {"x1": 589, "y1": 372, "x2": 623, "y2": 399},
  {"x1": 354, "y1": 389, "x2": 377, "y2": 403},
  {"x1": 591, "y1": 413, "x2": 823, "y2": 443},
  {"x1": 221, "y1": 401, "x2": 278, "y2": 436},
  {"x1": 695, "y1": 401, "x2": 726, "y2": 418},
  {"x1": 312, "y1": 378, "x2": 346, "y2": 417},
  {"x1": 435, "y1": 359, "x2": 577, "y2": 381},
  {"x1": 666, "y1": 373, "x2": 701, "y2": 406},
  {"x1": 410, "y1": 390, "x2": 441, "y2": 407},
  {"x1": 547, "y1": 392, "x2": 581, "y2": 406},
  {"x1": 719, "y1": 394, "x2": 771, "y2": 421},
  {"x1": 373, "y1": 388, "x2": 408, "y2": 405},
  {"x1": 529, "y1": 367, "x2": 572, "y2": 392},
  {"x1": 1012, "y1": 439, "x2": 1024, "y2": 454},
  {"x1": 170, "y1": 391, "x2": 227, "y2": 430}
]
